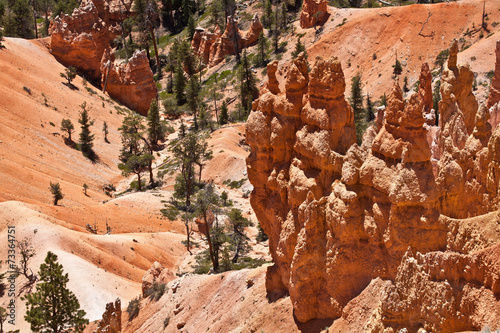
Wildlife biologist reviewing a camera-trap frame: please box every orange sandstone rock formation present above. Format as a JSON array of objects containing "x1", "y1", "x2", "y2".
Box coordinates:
[
  {"x1": 246, "y1": 42, "x2": 500, "y2": 331},
  {"x1": 300, "y1": 0, "x2": 329, "y2": 29},
  {"x1": 50, "y1": 0, "x2": 155, "y2": 114},
  {"x1": 49, "y1": 0, "x2": 117, "y2": 79},
  {"x1": 100, "y1": 49, "x2": 157, "y2": 116},
  {"x1": 192, "y1": 15, "x2": 263, "y2": 67},
  {"x1": 95, "y1": 298, "x2": 121, "y2": 333}
]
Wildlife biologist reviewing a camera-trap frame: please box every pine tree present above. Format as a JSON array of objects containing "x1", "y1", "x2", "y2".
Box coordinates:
[
  {"x1": 255, "y1": 32, "x2": 267, "y2": 67},
  {"x1": 366, "y1": 93, "x2": 375, "y2": 122},
  {"x1": 118, "y1": 114, "x2": 154, "y2": 189},
  {"x1": 227, "y1": 208, "x2": 251, "y2": 263},
  {"x1": 291, "y1": 36, "x2": 306, "y2": 59},
  {"x1": 78, "y1": 102, "x2": 95, "y2": 158},
  {"x1": 49, "y1": 182, "x2": 64, "y2": 205},
  {"x1": 3, "y1": 0, "x2": 35, "y2": 39},
  {"x1": 349, "y1": 73, "x2": 366, "y2": 145},
  {"x1": 173, "y1": 63, "x2": 186, "y2": 105},
  {"x1": 24, "y1": 252, "x2": 88, "y2": 333},
  {"x1": 194, "y1": 183, "x2": 221, "y2": 272},
  {"x1": 133, "y1": 0, "x2": 161, "y2": 77},
  {"x1": 186, "y1": 76, "x2": 200, "y2": 131},
  {"x1": 187, "y1": 15, "x2": 196, "y2": 40},
  {"x1": 433, "y1": 79, "x2": 441, "y2": 126},
  {"x1": 393, "y1": 57, "x2": 403, "y2": 76},
  {"x1": 219, "y1": 101, "x2": 229, "y2": 125},
  {"x1": 60, "y1": 66, "x2": 77, "y2": 87},
  {"x1": 60, "y1": 119, "x2": 74, "y2": 143},
  {"x1": 147, "y1": 99, "x2": 166, "y2": 149},
  {"x1": 238, "y1": 50, "x2": 258, "y2": 117}
]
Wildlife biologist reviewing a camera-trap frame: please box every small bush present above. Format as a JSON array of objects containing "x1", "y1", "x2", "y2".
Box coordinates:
[
  {"x1": 144, "y1": 282, "x2": 167, "y2": 301},
  {"x1": 126, "y1": 297, "x2": 141, "y2": 321},
  {"x1": 164, "y1": 317, "x2": 170, "y2": 328}
]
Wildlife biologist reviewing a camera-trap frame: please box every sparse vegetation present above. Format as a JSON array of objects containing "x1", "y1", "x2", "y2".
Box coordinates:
[
  {"x1": 60, "y1": 66, "x2": 77, "y2": 87},
  {"x1": 126, "y1": 297, "x2": 141, "y2": 321},
  {"x1": 49, "y1": 182, "x2": 64, "y2": 205}
]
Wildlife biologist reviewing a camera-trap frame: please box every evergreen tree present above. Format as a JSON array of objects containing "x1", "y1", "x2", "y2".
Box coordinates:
[
  {"x1": 133, "y1": 0, "x2": 161, "y2": 77},
  {"x1": 147, "y1": 99, "x2": 166, "y2": 149},
  {"x1": 227, "y1": 208, "x2": 251, "y2": 263},
  {"x1": 187, "y1": 15, "x2": 196, "y2": 40},
  {"x1": 173, "y1": 63, "x2": 186, "y2": 105},
  {"x1": 238, "y1": 50, "x2": 258, "y2": 117},
  {"x1": 3, "y1": 0, "x2": 34, "y2": 39},
  {"x1": 60, "y1": 119, "x2": 74, "y2": 142},
  {"x1": 393, "y1": 57, "x2": 403, "y2": 76},
  {"x1": 24, "y1": 251, "x2": 88, "y2": 333},
  {"x1": 52, "y1": 0, "x2": 79, "y2": 18},
  {"x1": 403, "y1": 76, "x2": 409, "y2": 93},
  {"x1": 193, "y1": 183, "x2": 221, "y2": 272},
  {"x1": 60, "y1": 66, "x2": 77, "y2": 87},
  {"x1": 291, "y1": 36, "x2": 306, "y2": 59},
  {"x1": 118, "y1": 113, "x2": 155, "y2": 189},
  {"x1": 78, "y1": 102, "x2": 95, "y2": 158},
  {"x1": 186, "y1": 76, "x2": 200, "y2": 131},
  {"x1": 349, "y1": 73, "x2": 366, "y2": 145},
  {"x1": 255, "y1": 32, "x2": 268, "y2": 67},
  {"x1": 366, "y1": 93, "x2": 375, "y2": 122},
  {"x1": 49, "y1": 182, "x2": 64, "y2": 205},
  {"x1": 219, "y1": 101, "x2": 229, "y2": 125},
  {"x1": 433, "y1": 79, "x2": 441, "y2": 125}
]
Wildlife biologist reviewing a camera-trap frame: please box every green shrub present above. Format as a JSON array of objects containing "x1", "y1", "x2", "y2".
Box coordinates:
[
  {"x1": 126, "y1": 297, "x2": 141, "y2": 321},
  {"x1": 144, "y1": 282, "x2": 167, "y2": 301}
]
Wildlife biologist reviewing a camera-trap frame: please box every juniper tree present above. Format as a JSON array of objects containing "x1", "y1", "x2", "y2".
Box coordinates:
[
  {"x1": 78, "y1": 102, "x2": 95, "y2": 158},
  {"x1": 60, "y1": 66, "x2": 77, "y2": 86},
  {"x1": 60, "y1": 119, "x2": 74, "y2": 142},
  {"x1": 24, "y1": 251, "x2": 88, "y2": 333},
  {"x1": 49, "y1": 182, "x2": 64, "y2": 205}
]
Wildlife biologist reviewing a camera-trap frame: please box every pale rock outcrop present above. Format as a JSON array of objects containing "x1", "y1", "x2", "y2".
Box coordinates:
[
  {"x1": 95, "y1": 298, "x2": 121, "y2": 333},
  {"x1": 141, "y1": 261, "x2": 175, "y2": 296},
  {"x1": 300, "y1": 0, "x2": 329, "y2": 29},
  {"x1": 192, "y1": 15, "x2": 263, "y2": 67},
  {"x1": 100, "y1": 49, "x2": 157, "y2": 116}
]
